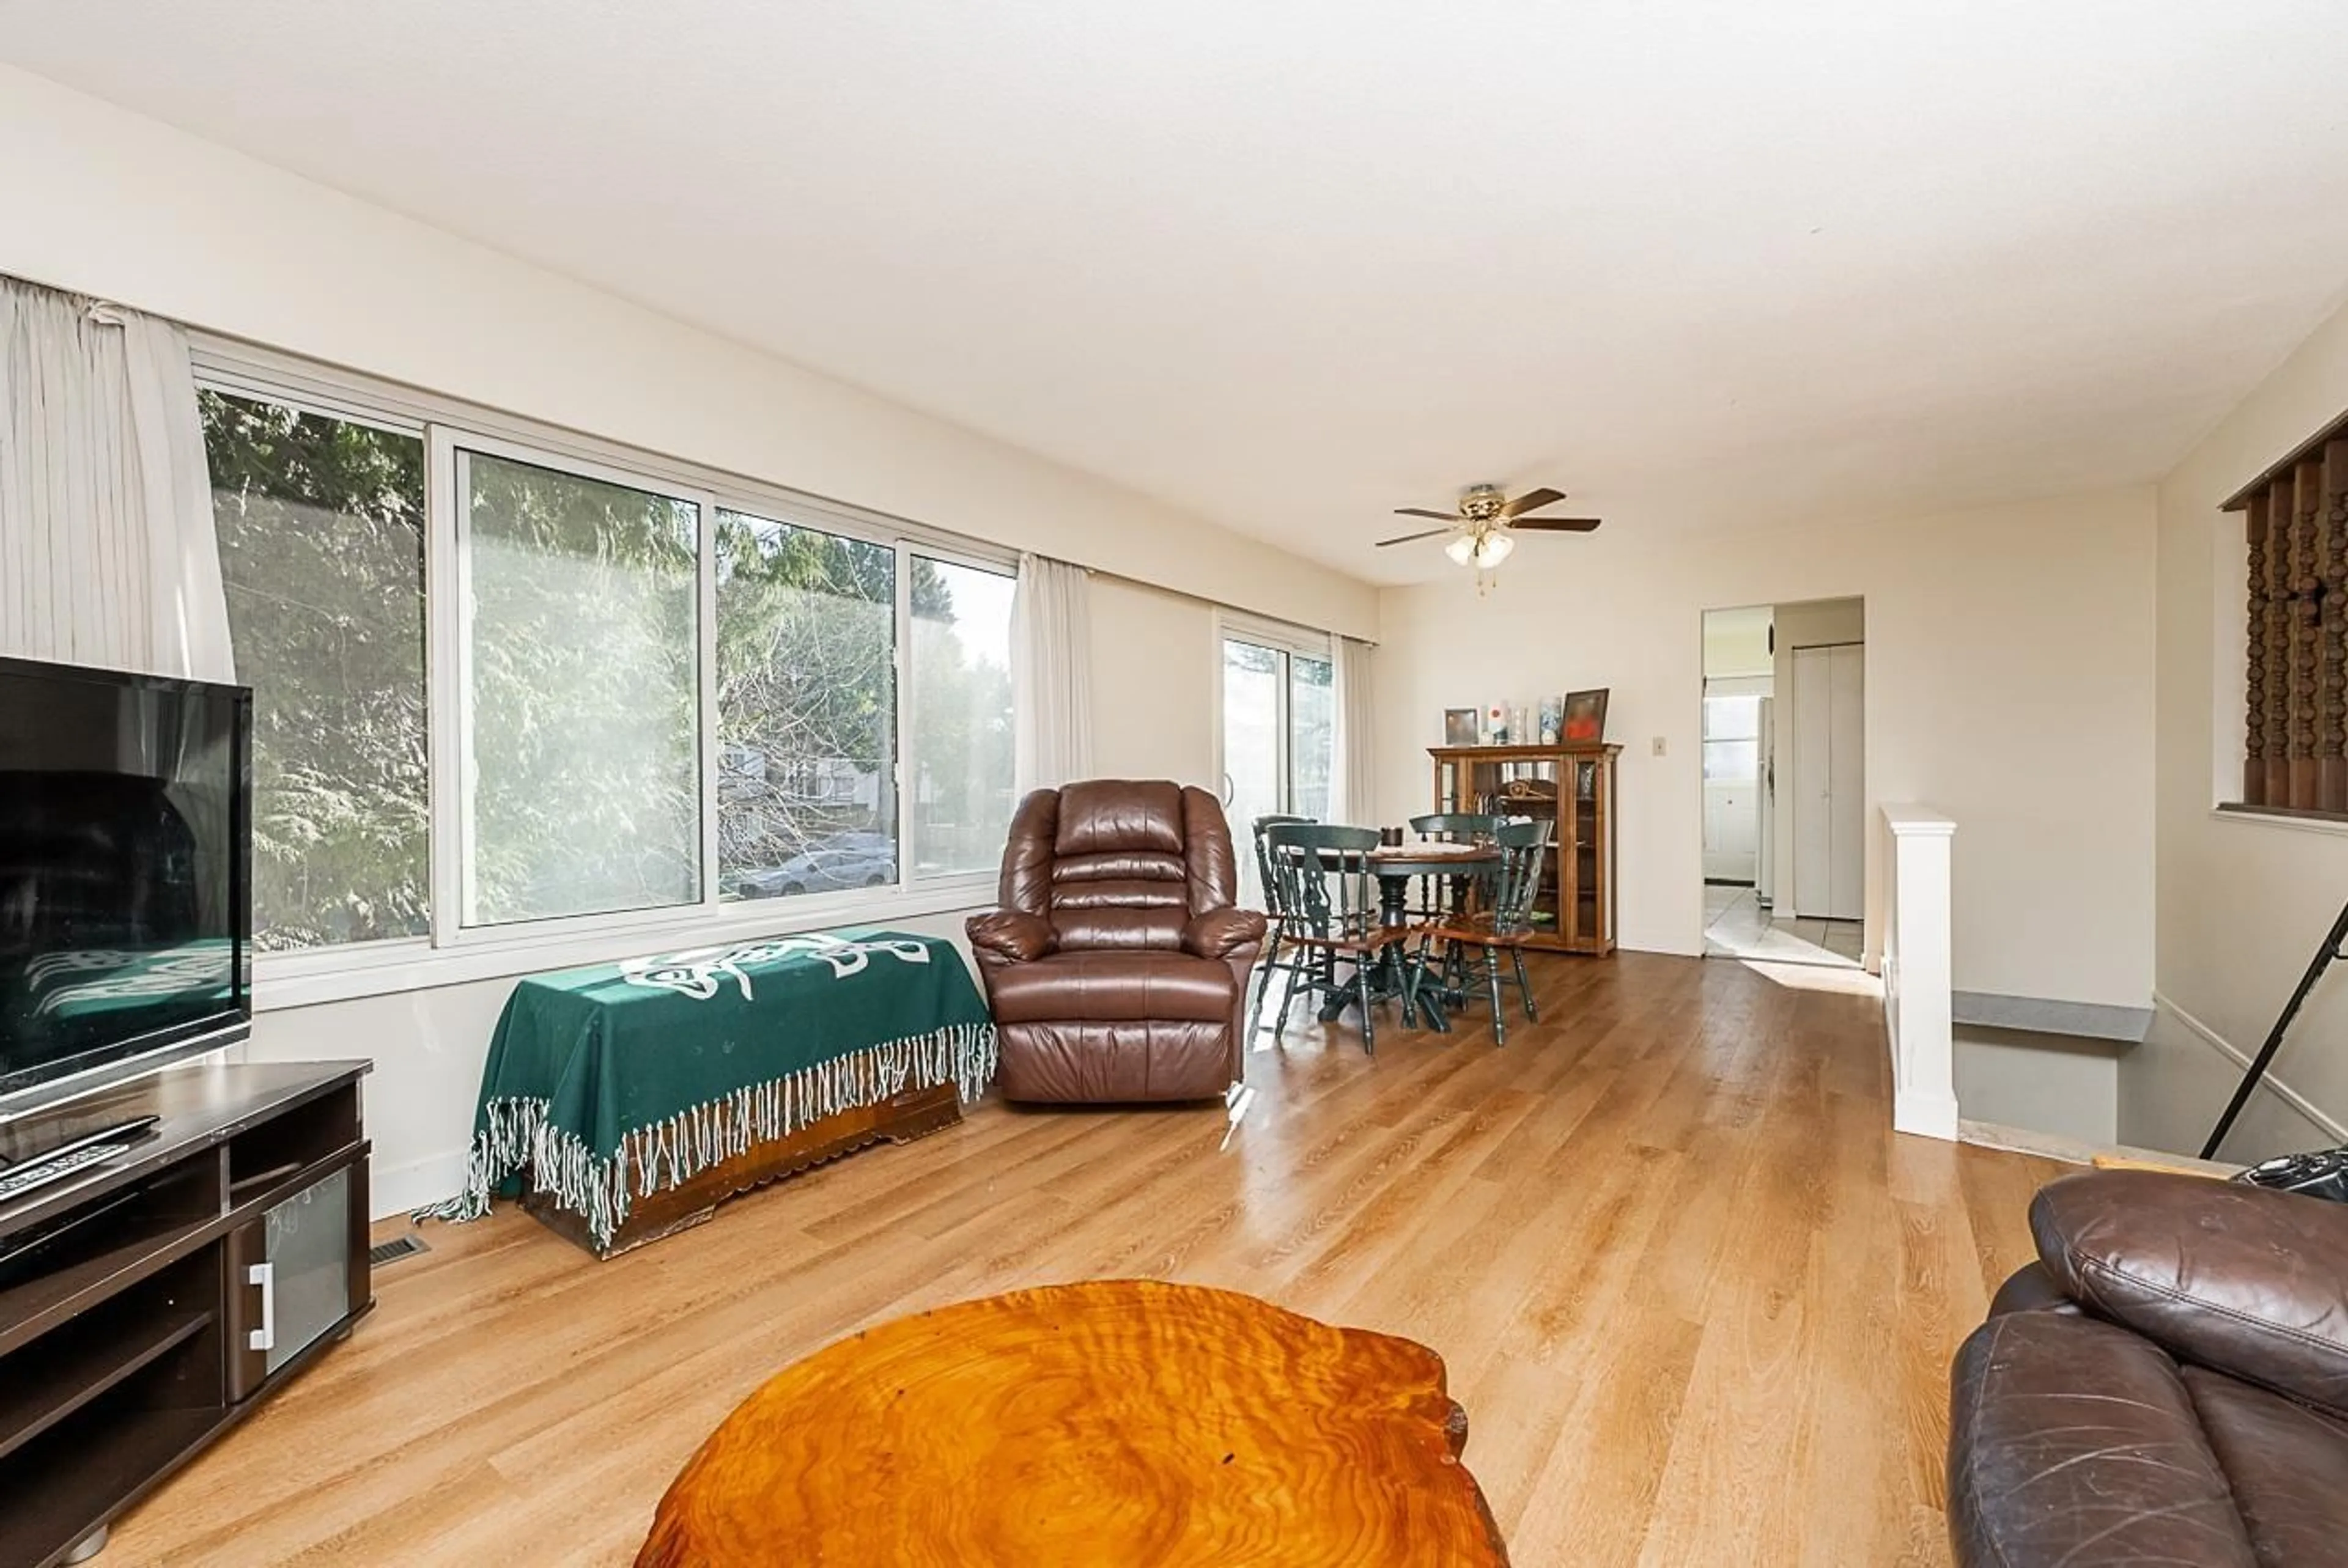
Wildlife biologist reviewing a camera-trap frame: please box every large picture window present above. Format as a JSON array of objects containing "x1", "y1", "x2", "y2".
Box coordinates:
[
  {"x1": 909, "y1": 556, "x2": 1017, "y2": 877},
  {"x1": 197, "y1": 361, "x2": 1019, "y2": 960},
  {"x1": 457, "y1": 448, "x2": 704, "y2": 926},
  {"x1": 202, "y1": 389, "x2": 429, "y2": 952},
  {"x1": 716, "y1": 510, "x2": 897, "y2": 901},
  {"x1": 1288, "y1": 651, "x2": 1334, "y2": 821}
]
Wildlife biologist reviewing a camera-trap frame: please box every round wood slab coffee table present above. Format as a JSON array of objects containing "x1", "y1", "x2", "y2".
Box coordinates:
[{"x1": 637, "y1": 1279, "x2": 1509, "y2": 1567}]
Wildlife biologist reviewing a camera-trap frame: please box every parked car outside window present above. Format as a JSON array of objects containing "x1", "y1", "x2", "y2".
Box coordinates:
[{"x1": 731, "y1": 833, "x2": 898, "y2": 900}]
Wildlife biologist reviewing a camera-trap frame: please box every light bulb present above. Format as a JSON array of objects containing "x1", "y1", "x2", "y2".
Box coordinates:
[
  {"x1": 1475, "y1": 531, "x2": 1515, "y2": 568},
  {"x1": 1444, "y1": 534, "x2": 1477, "y2": 566}
]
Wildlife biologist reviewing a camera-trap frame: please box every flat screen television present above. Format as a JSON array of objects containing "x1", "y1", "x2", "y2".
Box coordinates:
[{"x1": 0, "y1": 655, "x2": 251, "y2": 1113}]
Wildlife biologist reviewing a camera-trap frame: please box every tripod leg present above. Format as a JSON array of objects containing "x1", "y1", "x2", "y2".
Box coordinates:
[{"x1": 2202, "y1": 899, "x2": 2348, "y2": 1158}]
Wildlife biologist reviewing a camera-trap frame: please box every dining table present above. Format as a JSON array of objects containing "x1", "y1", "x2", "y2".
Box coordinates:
[{"x1": 1312, "y1": 837, "x2": 1501, "y2": 1031}]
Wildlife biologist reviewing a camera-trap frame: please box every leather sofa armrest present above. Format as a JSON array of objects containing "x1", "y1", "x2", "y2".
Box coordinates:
[
  {"x1": 2032, "y1": 1169, "x2": 2348, "y2": 1415},
  {"x1": 966, "y1": 910, "x2": 1057, "y2": 968},
  {"x1": 1987, "y1": 1263, "x2": 2080, "y2": 1319},
  {"x1": 1181, "y1": 906, "x2": 1266, "y2": 962},
  {"x1": 1949, "y1": 1310, "x2": 2259, "y2": 1568}
]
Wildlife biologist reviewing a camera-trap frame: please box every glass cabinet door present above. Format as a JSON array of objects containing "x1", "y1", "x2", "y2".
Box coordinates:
[
  {"x1": 1571, "y1": 758, "x2": 1601, "y2": 946},
  {"x1": 260, "y1": 1166, "x2": 354, "y2": 1374}
]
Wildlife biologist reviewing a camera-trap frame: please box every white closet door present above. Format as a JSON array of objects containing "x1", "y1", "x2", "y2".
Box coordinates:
[
  {"x1": 1792, "y1": 646, "x2": 1865, "y2": 920},
  {"x1": 1792, "y1": 648, "x2": 1832, "y2": 917},
  {"x1": 1826, "y1": 645, "x2": 1865, "y2": 920},
  {"x1": 1756, "y1": 697, "x2": 1776, "y2": 904}
]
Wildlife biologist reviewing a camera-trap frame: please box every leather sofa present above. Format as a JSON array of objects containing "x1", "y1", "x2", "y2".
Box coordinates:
[
  {"x1": 966, "y1": 780, "x2": 1266, "y2": 1103},
  {"x1": 1949, "y1": 1168, "x2": 2348, "y2": 1567}
]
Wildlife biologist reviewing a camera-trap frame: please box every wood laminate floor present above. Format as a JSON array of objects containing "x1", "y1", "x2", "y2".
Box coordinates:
[{"x1": 107, "y1": 952, "x2": 2066, "y2": 1566}]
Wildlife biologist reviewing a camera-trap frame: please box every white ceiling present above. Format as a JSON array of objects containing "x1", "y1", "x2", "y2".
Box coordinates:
[{"x1": 7, "y1": 1, "x2": 2347, "y2": 583}]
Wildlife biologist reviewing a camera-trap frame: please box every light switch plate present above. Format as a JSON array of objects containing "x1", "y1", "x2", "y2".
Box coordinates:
[{"x1": 1652, "y1": 736, "x2": 1667, "y2": 756}]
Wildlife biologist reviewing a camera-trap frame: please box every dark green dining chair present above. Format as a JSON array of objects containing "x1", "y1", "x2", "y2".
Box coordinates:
[
  {"x1": 1409, "y1": 812, "x2": 1503, "y2": 839},
  {"x1": 1248, "y1": 812, "x2": 1314, "y2": 1035},
  {"x1": 1409, "y1": 818, "x2": 1552, "y2": 1045},
  {"x1": 1258, "y1": 823, "x2": 1385, "y2": 1054}
]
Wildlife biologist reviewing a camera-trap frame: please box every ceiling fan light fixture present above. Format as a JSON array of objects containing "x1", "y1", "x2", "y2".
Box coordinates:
[{"x1": 1381, "y1": 484, "x2": 1595, "y2": 567}]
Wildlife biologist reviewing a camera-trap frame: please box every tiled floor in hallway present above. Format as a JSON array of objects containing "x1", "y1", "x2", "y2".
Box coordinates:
[{"x1": 1704, "y1": 883, "x2": 1863, "y2": 966}]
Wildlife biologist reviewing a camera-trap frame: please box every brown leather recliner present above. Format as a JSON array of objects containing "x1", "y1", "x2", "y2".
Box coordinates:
[
  {"x1": 966, "y1": 780, "x2": 1266, "y2": 1103},
  {"x1": 1949, "y1": 1169, "x2": 2348, "y2": 1567}
]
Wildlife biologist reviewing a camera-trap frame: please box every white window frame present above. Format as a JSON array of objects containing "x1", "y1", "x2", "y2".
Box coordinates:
[
  {"x1": 433, "y1": 429, "x2": 719, "y2": 946},
  {"x1": 193, "y1": 339, "x2": 1014, "y2": 1009}
]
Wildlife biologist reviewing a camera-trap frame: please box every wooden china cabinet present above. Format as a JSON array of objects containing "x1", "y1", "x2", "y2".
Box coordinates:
[{"x1": 1428, "y1": 742, "x2": 1620, "y2": 955}]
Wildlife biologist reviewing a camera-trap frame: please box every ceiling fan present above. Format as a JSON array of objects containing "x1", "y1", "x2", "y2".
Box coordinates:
[{"x1": 1376, "y1": 484, "x2": 1601, "y2": 570}]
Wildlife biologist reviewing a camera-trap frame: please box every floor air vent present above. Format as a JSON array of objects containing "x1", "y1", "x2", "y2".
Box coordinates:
[{"x1": 369, "y1": 1233, "x2": 431, "y2": 1268}]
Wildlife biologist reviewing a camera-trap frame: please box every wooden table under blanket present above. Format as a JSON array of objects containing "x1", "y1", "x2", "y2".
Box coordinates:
[{"x1": 415, "y1": 929, "x2": 995, "y2": 1257}]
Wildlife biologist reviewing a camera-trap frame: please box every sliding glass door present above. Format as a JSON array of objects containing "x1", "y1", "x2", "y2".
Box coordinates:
[{"x1": 1222, "y1": 633, "x2": 1333, "y2": 905}]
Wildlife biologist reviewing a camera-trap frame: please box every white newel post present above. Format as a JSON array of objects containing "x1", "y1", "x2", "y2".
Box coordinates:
[{"x1": 1880, "y1": 804, "x2": 1959, "y2": 1141}]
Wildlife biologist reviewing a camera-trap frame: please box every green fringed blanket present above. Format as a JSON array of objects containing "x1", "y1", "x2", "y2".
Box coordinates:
[{"x1": 416, "y1": 929, "x2": 994, "y2": 1251}]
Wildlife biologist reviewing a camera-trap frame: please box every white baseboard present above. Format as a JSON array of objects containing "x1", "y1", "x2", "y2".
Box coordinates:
[
  {"x1": 2151, "y1": 992, "x2": 2347, "y2": 1143},
  {"x1": 369, "y1": 1147, "x2": 469, "y2": 1223},
  {"x1": 1893, "y1": 1089, "x2": 1960, "y2": 1142}
]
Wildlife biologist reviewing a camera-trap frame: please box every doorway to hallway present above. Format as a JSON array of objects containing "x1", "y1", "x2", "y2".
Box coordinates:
[{"x1": 1699, "y1": 598, "x2": 1865, "y2": 968}]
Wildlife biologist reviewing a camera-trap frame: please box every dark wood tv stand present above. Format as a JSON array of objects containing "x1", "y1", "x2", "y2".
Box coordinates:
[{"x1": 0, "y1": 1061, "x2": 372, "y2": 1567}]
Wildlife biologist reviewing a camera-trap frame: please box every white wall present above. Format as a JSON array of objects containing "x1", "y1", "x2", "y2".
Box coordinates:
[
  {"x1": 0, "y1": 67, "x2": 1378, "y2": 1215},
  {"x1": 1955, "y1": 1028, "x2": 2119, "y2": 1147},
  {"x1": 1374, "y1": 487, "x2": 2158, "y2": 1009},
  {"x1": 2126, "y1": 289, "x2": 2348, "y2": 1160},
  {"x1": 0, "y1": 64, "x2": 1375, "y2": 644}
]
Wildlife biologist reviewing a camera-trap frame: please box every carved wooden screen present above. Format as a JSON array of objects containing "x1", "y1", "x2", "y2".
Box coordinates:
[{"x1": 2232, "y1": 429, "x2": 2348, "y2": 814}]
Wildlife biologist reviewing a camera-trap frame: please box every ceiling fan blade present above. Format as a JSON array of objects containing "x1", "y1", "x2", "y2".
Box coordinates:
[
  {"x1": 1509, "y1": 516, "x2": 1603, "y2": 533},
  {"x1": 1392, "y1": 507, "x2": 1459, "y2": 521},
  {"x1": 1502, "y1": 486, "x2": 1567, "y2": 518},
  {"x1": 1375, "y1": 526, "x2": 1454, "y2": 547}
]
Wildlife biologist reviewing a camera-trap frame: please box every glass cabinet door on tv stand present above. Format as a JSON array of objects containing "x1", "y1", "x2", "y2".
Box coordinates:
[{"x1": 1428, "y1": 742, "x2": 1620, "y2": 955}]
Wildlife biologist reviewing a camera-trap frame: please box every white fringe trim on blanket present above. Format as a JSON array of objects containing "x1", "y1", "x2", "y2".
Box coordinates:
[{"x1": 412, "y1": 1022, "x2": 995, "y2": 1251}]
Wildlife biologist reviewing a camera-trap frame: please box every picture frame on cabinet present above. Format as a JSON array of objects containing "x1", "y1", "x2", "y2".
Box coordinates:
[{"x1": 1562, "y1": 688, "x2": 1609, "y2": 743}]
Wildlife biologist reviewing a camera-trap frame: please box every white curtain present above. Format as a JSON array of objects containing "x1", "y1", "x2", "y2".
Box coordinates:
[
  {"x1": 1332, "y1": 635, "x2": 1376, "y2": 824},
  {"x1": 0, "y1": 276, "x2": 232, "y2": 681},
  {"x1": 1011, "y1": 552, "x2": 1093, "y2": 792}
]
